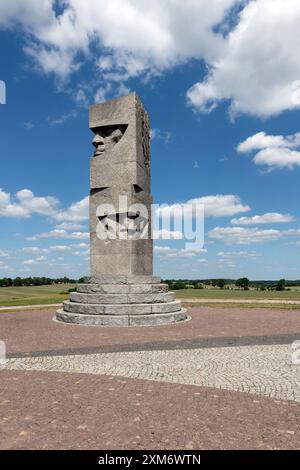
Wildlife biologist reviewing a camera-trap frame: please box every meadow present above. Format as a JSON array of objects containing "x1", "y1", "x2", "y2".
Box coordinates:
[
  {"x1": 0, "y1": 284, "x2": 74, "y2": 307},
  {"x1": 1, "y1": 284, "x2": 300, "y2": 309},
  {"x1": 175, "y1": 287, "x2": 300, "y2": 300}
]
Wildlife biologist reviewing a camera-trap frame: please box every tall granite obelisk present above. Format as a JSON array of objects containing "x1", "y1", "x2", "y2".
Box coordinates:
[{"x1": 56, "y1": 93, "x2": 187, "y2": 326}]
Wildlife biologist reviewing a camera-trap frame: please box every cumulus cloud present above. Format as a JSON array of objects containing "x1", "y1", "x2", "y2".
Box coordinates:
[
  {"x1": 237, "y1": 131, "x2": 300, "y2": 170},
  {"x1": 187, "y1": 0, "x2": 300, "y2": 118},
  {"x1": 211, "y1": 226, "x2": 300, "y2": 245},
  {"x1": 1, "y1": 1, "x2": 299, "y2": 118},
  {"x1": 0, "y1": 188, "x2": 89, "y2": 222},
  {"x1": 154, "y1": 246, "x2": 207, "y2": 258},
  {"x1": 55, "y1": 222, "x2": 85, "y2": 230},
  {"x1": 53, "y1": 196, "x2": 89, "y2": 222},
  {"x1": 27, "y1": 229, "x2": 89, "y2": 241},
  {"x1": 21, "y1": 247, "x2": 49, "y2": 254},
  {"x1": 217, "y1": 250, "x2": 259, "y2": 258},
  {"x1": 158, "y1": 195, "x2": 250, "y2": 219},
  {"x1": 0, "y1": 250, "x2": 9, "y2": 257},
  {"x1": 231, "y1": 212, "x2": 295, "y2": 225},
  {"x1": 0, "y1": 188, "x2": 59, "y2": 218},
  {"x1": 209, "y1": 226, "x2": 283, "y2": 244},
  {"x1": 0, "y1": 0, "x2": 237, "y2": 77},
  {"x1": 23, "y1": 259, "x2": 38, "y2": 265}
]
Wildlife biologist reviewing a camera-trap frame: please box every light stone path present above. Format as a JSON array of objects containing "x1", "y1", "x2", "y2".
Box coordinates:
[{"x1": 1, "y1": 344, "x2": 300, "y2": 403}]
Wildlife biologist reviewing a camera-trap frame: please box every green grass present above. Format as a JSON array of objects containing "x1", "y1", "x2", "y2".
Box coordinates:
[
  {"x1": 175, "y1": 287, "x2": 300, "y2": 300},
  {"x1": 0, "y1": 284, "x2": 74, "y2": 307},
  {"x1": 2, "y1": 284, "x2": 300, "y2": 310}
]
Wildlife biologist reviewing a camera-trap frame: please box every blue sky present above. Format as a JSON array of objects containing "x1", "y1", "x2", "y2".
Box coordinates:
[{"x1": 1, "y1": 0, "x2": 300, "y2": 280}]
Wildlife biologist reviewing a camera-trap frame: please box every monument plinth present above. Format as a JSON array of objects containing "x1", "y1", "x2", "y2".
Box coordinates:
[{"x1": 56, "y1": 93, "x2": 187, "y2": 326}]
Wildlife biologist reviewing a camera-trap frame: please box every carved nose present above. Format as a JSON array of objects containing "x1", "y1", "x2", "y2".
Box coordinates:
[{"x1": 92, "y1": 134, "x2": 105, "y2": 147}]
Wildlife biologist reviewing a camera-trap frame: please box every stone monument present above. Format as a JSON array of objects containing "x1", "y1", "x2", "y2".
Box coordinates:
[{"x1": 56, "y1": 93, "x2": 187, "y2": 326}]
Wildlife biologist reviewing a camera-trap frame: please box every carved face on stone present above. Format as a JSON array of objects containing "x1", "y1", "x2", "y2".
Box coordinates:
[{"x1": 92, "y1": 125, "x2": 126, "y2": 156}]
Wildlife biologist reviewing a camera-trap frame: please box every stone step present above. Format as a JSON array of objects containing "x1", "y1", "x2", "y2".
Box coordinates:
[
  {"x1": 84, "y1": 275, "x2": 161, "y2": 285},
  {"x1": 56, "y1": 309, "x2": 188, "y2": 326},
  {"x1": 63, "y1": 300, "x2": 182, "y2": 315},
  {"x1": 76, "y1": 283, "x2": 169, "y2": 294},
  {"x1": 70, "y1": 292, "x2": 175, "y2": 304}
]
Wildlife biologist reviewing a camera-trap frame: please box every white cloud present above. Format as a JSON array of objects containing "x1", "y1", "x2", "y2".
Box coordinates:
[
  {"x1": 72, "y1": 249, "x2": 90, "y2": 256},
  {"x1": 217, "y1": 250, "x2": 259, "y2": 258},
  {"x1": 187, "y1": 0, "x2": 300, "y2": 118},
  {"x1": 151, "y1": 128, "x2": 172, "y2": 144},
  {"x1": 74, "y1": 88, "x2": 89, "y2": 107},
  {"x1": 0, "y1": 250, "x2": 9, "y2": 257},
  {"x1": 70, "y1": 242, "x2": 89, "y2": 249},
  {"x1": 0, "y1": 188, "x2": 58, "y2": 218},
  {"x1": 0, "y1": 188, "x2": 89, "y2": 223},
  {"x1": 55, "y1": 222, "x2": 85, "y2": 230},
  {"x1": 49, "y1": 245, "x2": 72, "y2": 252},
  {"x1": 94, "y1": 83, "x2": 112, "y2": 104},
  {"x1": 238, "y1": 131, "x2": 300, "y2": 170},
  {"x1": 192, "y1": 195, "x2": 250, "y2": 217},
  {"x1": 23, "y1": 259, "x2": 38, "y2": 265},
  {"x1": 209, "y1": 226, "x2": 283, "y2": 244},
  {"x1": 27, "y1": 229, "x2": 89, "y2": 241},
  {"x1": 154, "y1": 246, "x2": 207, "y2": 258},
  {"x1": 0, "y1": 1, "x2": 238, "y2": 80},
  {"x1": 21, "y1": 247, "x2": 49, "y2": 254},
  {"x1": 48, "y1": 109, "x2": 78, "y2": 126},
  {"x1": 231, "y1": 213, "x2": 295, "y2": 225},
  {"x1": 54, "y1": 196, "x2": 89, "y2": 222},
  {"x1": 158, "y1": 195, "x2": 250, "y2": 219},
  {"x1": 1, "y1": 1, "x2": 300, "y2": 119}
]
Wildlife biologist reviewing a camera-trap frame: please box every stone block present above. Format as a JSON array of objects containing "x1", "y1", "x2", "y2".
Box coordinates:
[
  {"x1": 62, "y1": 301, "x2": 105, "y2": 315},
  {"x1": 151, "y1": 301, "x2": 182, "y2": 313},
  {"x1": 128, "y1": 310, "x2": 188, "y2": 326},
  {"x1": 76, "y1": 283, "x2": 130, "y2": 294},
  {"x1": 70, "y1": 292, "x2": 128, "y2": 304}
]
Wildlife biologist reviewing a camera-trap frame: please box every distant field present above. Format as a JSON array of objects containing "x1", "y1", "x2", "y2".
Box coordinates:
[
  {"x1": 1, "y1": 284, "x2": 300, "y2": 309},
  {"x1": 175, "y1": 288, "x2": 300, "y2": 300},
  {"x1": 0, "y1": 284, "x2": 74, "y2": 307}
]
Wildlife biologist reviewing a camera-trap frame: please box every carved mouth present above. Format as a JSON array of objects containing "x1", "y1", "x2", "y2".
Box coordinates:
[{"x1": 95, "y1": 147, "x2": 105, "y2": 155}]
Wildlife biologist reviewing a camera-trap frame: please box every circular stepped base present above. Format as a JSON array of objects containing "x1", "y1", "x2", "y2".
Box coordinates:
[
  {"x1": 56, "y1": 308, "x2": 188, "y2": 327},
  {"x1": 55, "y1": 277, "x2": 188, "y2": 327}
]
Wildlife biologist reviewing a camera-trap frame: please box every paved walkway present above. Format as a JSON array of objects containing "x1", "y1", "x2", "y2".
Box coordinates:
[
  {"x1": 1, "y1": 307, "x2": 300, "y2": 449},
  {"x1": 2, "y1": 344, "x2": 300, "y2": 403}
]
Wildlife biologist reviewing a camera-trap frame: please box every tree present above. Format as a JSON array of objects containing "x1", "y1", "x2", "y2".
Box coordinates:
[
  {"x1": 13, "y1": 277, "x2": 22, "y2": 287},
  {"x1": 276, "y1": 279, "x2": 286, "y2": 291},
  {"x1": 235, "y1": 277, "x2": 250, "y2": 290},
  {"x1": 217, "y1": 279, "x2": 225, "y2": 289}
]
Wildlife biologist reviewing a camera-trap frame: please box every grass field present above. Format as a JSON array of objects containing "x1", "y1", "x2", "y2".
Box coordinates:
[
  {"x1": 1, "y1": 285, "x2": 300, "y2": 309},
  {"x1": 175, "y1": 288, "x2": 300, "y2": 300},
  {"x1": 0, "y1": 284, "x2": 74, "y2": 307}
]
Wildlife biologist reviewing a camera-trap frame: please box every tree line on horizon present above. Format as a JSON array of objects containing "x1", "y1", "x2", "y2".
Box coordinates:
[
  {"x1": 165, "y1": 278, "x2": 294, "y2": 291},
  {"x1": 0, "y1": 276, "x2": 83, "y2": 287},
  {"x1": 0, "y1": 276, "x2": 295, "y2": 292}
]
